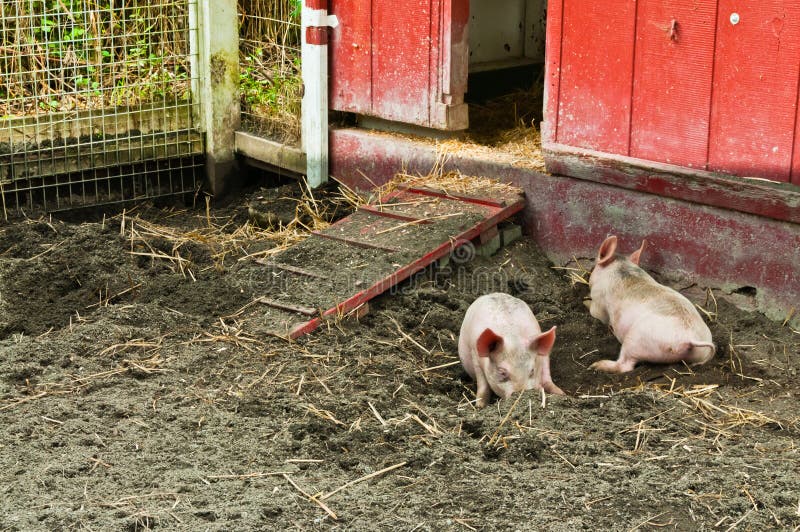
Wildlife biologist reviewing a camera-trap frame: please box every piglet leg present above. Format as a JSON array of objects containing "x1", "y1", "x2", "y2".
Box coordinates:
[
  {"x1": 542, "y1": 381, "x2": 565, "y2": 395},
  {"x1": 539, "y1": 356, "x2": 565, "y2": 395},
  {"x1": 589, "y1": 345, "x2": 638, "y2": 374},
  {"x1": 475, "y1": 372, "x2": 492, "y2": 408}
]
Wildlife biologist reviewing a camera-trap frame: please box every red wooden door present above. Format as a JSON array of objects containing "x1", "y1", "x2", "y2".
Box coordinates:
[
  {"x1": 329, "y1": 0, "x2": 469, "y2": 130},
  {"x1": 630, "y1": 0, "x2": 717, "y2": 168},
  {"x1": 708, "y1": 1, "x2": 800, "y2": 182},
  {"x1": 553, "y1": 0, "x2": 637, "y2": 154}
]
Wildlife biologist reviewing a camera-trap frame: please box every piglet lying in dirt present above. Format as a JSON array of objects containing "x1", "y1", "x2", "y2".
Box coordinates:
[
  {"x1": 459, "y1": 293, "x2": 563, "y2": 408},
  {"x1": 586, "y1": 235, "x2": 715, "y2": 373}
]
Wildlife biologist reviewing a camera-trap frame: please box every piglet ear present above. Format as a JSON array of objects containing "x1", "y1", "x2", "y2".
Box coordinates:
[
  {"x1": 628, "y1": 239, "x2": 646, "y2": 266},
  {"x1": 476, "y1": 328, "x2": 503, "y2": 358},
  {"x1": 531, "y1": 326, "x2": 557, "y2": 357},
  {"x1": 597, "y1": 235, "x2": 617, "y2": 266}
]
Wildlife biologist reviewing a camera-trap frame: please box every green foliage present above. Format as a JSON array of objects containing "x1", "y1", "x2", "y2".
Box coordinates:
[
  {"x1": 289, "y1": 0, "x2": 302, "y2": 20},
  {"x1": 1, "y1": 0, "x2": 191, "y2": 114},
  {"x1": 240, "y1": 53, "x2": 302, "y2": 116}
]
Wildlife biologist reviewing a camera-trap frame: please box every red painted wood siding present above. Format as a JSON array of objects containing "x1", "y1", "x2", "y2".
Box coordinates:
[
  {"x1": 556, "y1": 0, "x2": 637, "y2": 153},
  {"x1": 708, "y1": 1, "x2": 800, "y2": 182},
  {"x1": 329, "y1": 0, "x2": 468, "y2": 130},
  {"x1": 329, "y1": 0, "x2": 372, "y2": 113},
  {"x1": 546, "y1": 0, "x2": 800, "y2": 185},
  {"x1": 793, "y1": 88, "x2": 800, "y2": 185},
  {"x1": 372, "y1": 0, "x2": 431, "y2": 124},
  {"x1": 630, "y1": 0, "x2": 716, "y2": 168}
]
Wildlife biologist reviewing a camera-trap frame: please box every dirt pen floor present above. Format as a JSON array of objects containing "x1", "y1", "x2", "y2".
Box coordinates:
[{"x1": 1, "y1": 177, "x2": 799, "y2": 531}]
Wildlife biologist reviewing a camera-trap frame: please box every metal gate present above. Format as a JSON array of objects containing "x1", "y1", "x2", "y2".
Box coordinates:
[
  {"x1": 234, "y1": 0, "x2": 306, "y2": 178},
  {"x1": 0, "y1": 0, "x2": 204, "y2": 215},
  {"x1": 238, "y1": 0, "x2": 301, "y2": 146}
]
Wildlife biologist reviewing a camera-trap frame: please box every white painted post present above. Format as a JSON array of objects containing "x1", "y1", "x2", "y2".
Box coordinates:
[
  {"x1": 196, "y1": 0, "x2": 240, "y2": 196},
  {"x1": 301, "y1": 1, "x2": 338, "y2": 188}
]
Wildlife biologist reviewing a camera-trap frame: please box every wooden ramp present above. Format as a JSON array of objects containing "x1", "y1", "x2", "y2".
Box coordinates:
[{"x1": 255, "y1": 183, "x2": 524, "y2": 338}]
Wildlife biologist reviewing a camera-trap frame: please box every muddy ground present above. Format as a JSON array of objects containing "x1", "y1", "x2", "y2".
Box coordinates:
[{"x1": 1, "y1": 178, "x2": 798, "y2": 531}]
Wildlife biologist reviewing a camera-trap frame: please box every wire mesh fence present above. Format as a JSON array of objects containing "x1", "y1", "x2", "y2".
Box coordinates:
[
  {"x1": 0, "y1": 0, "x2": 203, "y2": 216},
  {"x1": 238, "y1": 0, "x2": 302, "y2": 146}
]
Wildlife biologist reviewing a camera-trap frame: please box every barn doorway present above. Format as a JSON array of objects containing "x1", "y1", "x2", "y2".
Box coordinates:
[{"x1": 459, "y1": 0, "x2": 548, "y2": 169}]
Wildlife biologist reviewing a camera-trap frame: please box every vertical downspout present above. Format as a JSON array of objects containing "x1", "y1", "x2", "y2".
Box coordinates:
[{"x1": 301, "y1": 0, "x2": 338, "y2": 188}]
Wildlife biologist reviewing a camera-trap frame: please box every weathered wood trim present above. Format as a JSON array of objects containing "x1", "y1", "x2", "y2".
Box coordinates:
[
  {"x1": 235, "y1": 131, "x2": 306, "y2": 175},
  {"x1": 2, "y1": 103, "x2": 194, "y2": 145},
  {"x1": 543, "y1": 141, "x2": 800, "y2": 224},
  {"x1": 2, "y1": 132, "x2": 203, "y2": 181}
]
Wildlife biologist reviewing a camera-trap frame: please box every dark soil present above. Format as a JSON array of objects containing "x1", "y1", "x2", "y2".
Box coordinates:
[{"x1": 1, "y1": 180, "x2": 798, "y2": 531}]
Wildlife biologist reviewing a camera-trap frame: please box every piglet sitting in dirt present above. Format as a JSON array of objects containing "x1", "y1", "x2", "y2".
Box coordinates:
[
  {"x1": 459, "y1": 293, "x2": 563, "y2": 408},
  {"x1": 586, "y1": 235, "x2": 715, "y2": 373}
]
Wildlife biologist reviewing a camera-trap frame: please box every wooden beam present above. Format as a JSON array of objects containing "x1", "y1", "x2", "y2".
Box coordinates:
[{"x1": 235, "y1": 131, "x2": 306, "y2": 175}]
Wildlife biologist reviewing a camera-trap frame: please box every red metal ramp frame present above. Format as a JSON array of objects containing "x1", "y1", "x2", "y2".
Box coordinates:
[{"x1": 257, "y1": 184, "x2": 524, "y2": 338}]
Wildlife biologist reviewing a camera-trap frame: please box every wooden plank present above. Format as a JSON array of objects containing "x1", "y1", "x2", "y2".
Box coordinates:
[
  {"x1": 329, "y1": 0, "x2": 373, "y2": 113},
  {"x1": 400, "y1": 186, "x2": 509, "y2": 208},
  {"x1": 311, "y1": 231, "x2": 404, "y2": 252},
  {"x1": 544, "y1": 142, "x2": 800, "y2": 224},
  {"x1": 556, "y1": 0, "x2": 637, "y2": 154},
  {"x1": 287, "y1": 195, "x2": 524, "y2": 339},
  {"x1": 793, "y1": 71, "x2": 800, "y2": 185},
  {"x1": 708, "y1": 1, "x2": 800, "y2": 181},
  {"x1": 254, "y1": 260, "x2": 331, "y2": 279},
  {"x1": 3, "y1": 133, "x2": 202, "y2": 181},
  {"x1": 371, "y1": 0, "x2": 431, "y2": 125},
  {"x1": 235, "y1": 131, "x2": 306, "y2": 175},
  {"x1": 630, "y1": 0, "x2": 717, "y2": 168},
  {"x1": 257, "y1": 297, "x2": 318, "y2": 317},
  {"x1": 358, "y1": 205, "x2": 430, "y2": 223},
  {"x1": 429, "y1": 0, "x2": 469, "y2": 129},
  {"x1": 1, "y1": 102, "x2": 192, "y2": 145}
]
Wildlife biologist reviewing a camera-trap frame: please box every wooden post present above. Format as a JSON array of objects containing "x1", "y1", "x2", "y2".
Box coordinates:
[
  {"x1": 302, "y1": 1, "x2": 338, "y2": 188},
  {"x1": 196, "y1": 0, "x2": 240, "y2": 196}
]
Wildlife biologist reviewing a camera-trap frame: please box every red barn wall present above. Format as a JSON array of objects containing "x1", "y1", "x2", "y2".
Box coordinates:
[{"x1": 546, "y1": 0, "x2": 800, "y2": 185}]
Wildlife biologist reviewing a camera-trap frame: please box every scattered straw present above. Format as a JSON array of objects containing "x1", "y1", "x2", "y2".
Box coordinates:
[
  {"x1": 552, "y1": 256, "x2": 592, "y2": 286},
  {"x1": 782, "y1": 307, "x2": 796, "y2": 327},
  {"x1": 306, "y1": 403, "x2": 345, "y2": 426},
  {"x1": 646, "y1": 383, "x2": 784, "y2": 432},
  {"x1": 207, "y1": 471, "x2": 292, "y2": 480},
  {"x1": 373, "y1": 212, "x2": 462, "y2": 235},
  {"x1": 438, "y1": 87, "x2": 547, "y2": 171},
  {"x1": 550, "y1": 446, "x2": 577, "y2": 470},
  {"x1": 488, "y1": 391, "x2": 524, "y2": 446},
  {"x1": 367, "y1": 402, "x2": 387, "y2": 426},
  {"x1": 320, "y1": 461, "x2": 407, "y2": 501},
  {"x1": 282, "y1": 474, "x2": 337, "y2": 520},
  {"x1": 629, "y1": 512, "x2": 669, "y2": 531},
  {"x1": 384, "y1": 164, "x2": 522, "y2": 198},
  {"x1": 414, "y1": 360, "x2": 460, "y2": 373}
]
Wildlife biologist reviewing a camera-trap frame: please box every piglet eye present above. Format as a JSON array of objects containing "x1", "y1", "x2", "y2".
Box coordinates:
[{"x1": 497, "y1": 368, "x2": 510, "y2": 382}]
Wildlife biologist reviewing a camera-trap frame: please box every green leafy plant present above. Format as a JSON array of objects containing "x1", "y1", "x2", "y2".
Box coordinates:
[
  {"x1": 290, "y1": 0, "x2": 302, "y2": 20},
  {"x1": 2, "y1": 0, "x2": 193, "y2": 115}
]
